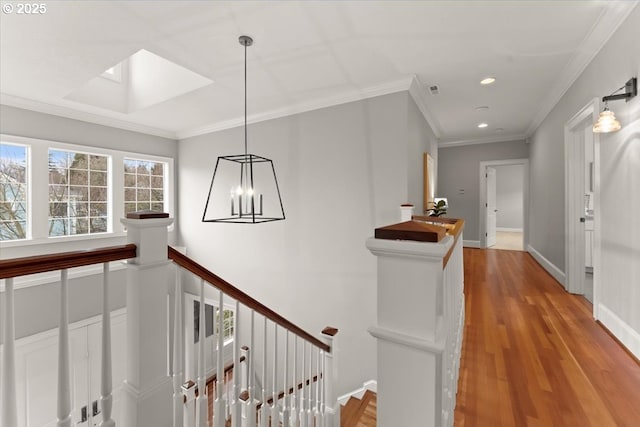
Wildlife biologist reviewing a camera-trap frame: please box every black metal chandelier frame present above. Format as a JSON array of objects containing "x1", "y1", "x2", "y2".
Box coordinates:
[{"x1": 202, "y1": 35, "x2": 285, "y2": 224}]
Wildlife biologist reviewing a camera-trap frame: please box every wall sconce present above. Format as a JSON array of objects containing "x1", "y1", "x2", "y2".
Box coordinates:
[{"x1": 593, "y1": 77, "x2": 637, "y2": 133}]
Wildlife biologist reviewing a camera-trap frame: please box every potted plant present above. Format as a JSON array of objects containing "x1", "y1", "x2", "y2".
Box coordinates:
[{"x1": 427, "y1": 199, "x2": 447, "y2": 217}]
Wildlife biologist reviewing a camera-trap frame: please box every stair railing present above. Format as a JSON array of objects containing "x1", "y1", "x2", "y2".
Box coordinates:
[
  {"x1": 1, "y1": 214, "x2": 339, "y2": 427},
  {"x1": 168, "y1": 247, "x2": 339, "y2": 427},
  {"x1": 0, "y1": 244, "x2": 137, "y2": 427}
]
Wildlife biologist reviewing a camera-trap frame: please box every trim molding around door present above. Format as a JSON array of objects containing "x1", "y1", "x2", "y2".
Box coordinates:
[
  {"x1": 479, "y1": 159, "x2": 530, "y2": 249},
  {"x1": 564, "y1": 97, "x2": 601, "y2": 318}
]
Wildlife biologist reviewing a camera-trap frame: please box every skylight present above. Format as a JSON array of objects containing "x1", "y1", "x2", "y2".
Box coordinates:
[{"x1": 66, "y1": 49, "x2": 213, "y2": 114}]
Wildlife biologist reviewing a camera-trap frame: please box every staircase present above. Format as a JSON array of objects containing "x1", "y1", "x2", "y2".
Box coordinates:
[
  {"x1": 0, "y1": 214, "x2": 340, "y2": 427},
  {"x1": 340, "y1": 391, "x2": 376, "y2": 427}
]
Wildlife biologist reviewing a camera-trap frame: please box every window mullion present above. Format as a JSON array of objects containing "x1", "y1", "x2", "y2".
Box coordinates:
[{"x1": 31, "y1": 144, "x2": 50, "y2": 240}]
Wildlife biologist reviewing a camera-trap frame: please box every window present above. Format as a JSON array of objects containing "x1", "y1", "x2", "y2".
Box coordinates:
[
  {"x1": 0, "y1": 143, "x2": 28, "y2": 241},
  {"x1": 48, "y1": 149, "x2": 109, "y2": 237},
  {"x1": 101, "y1": 64, "x2": 122, "y2": 83},
  {"x1": 124, "y1": 158, "x2": 166, "y2": 215},
  {"x1": 1, "y1": 134, "x2": 173, "y2": 248},
  {"x1": 193, "y1": 300, "x2": 235, "y2": 343}
]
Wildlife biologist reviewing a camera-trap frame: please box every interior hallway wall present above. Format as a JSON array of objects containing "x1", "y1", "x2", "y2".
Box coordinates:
[
  {"x1": 528, "y1": 5, "x2": 640, "y2": 357},
  {"x1": 437, "y1": 140, "x2": 528, "y2": 243}
]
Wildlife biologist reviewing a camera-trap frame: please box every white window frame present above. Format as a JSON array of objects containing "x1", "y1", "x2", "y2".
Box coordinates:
[
  {"x1": 123, "y1": 157, "x2": 169, "y2": 216},
  {"x1": 0, "y1": 140, "x2": 31, "y2": 241},
  {"x1": 0, "y1": 134, "x2": 174, "y2": 249}
]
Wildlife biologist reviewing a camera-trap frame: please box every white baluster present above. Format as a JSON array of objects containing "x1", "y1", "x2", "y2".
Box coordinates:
[
  {"x1": 299, "y1": 340, "x2": 307, "y2": 427},
  {"x1": 321, "y1": 329, "x2": 339, "y2": 427},
  {"x1": 100, "y1": 264, "x2": 115, "y2": 427},
  {"x1": 313, "y1": 347, "x2": 321, "y2": 427},
  {"x1": 231, "y1": 300, "x2": 241, "y2": 426},
  {"x1": 245, "y1": 310, "x2": 257, "y2": 427},
  {"x1": 290, "y1": 336, "x2": 298, "y2": 427},
  {"x1": 321, "y1": 350, "x2": 326, "y2": 426},
  {"x1": 196, "y1": 280, "x2": 207, "y2": 427},
  {"x1": 307, "y1": 342, "x2": 313, "y2": 427},
  {"x1": 1, "y1": 278, "x2": 18, "y2": 427},
  {"x1": 213, "y1": 290, "x2": 225, "y2": 427},
  {"x1": 182, "y1": 380, "x2": 196, "y2": 427},
  {"x1": 172, "y1": 265, "x2": 184, "y2": 427},
  {"x1": 57, "y1": 269, "x2": 72, "y2": 427},
  {"x1": 281, "y1": 331, "x2": 290, "y2": 427},
  {"x1": 271, "y1": 326, "x2": 279, "y2": 425},
  {"x1": 259, "y1": 318, "x2": 268, "y2": 427}
]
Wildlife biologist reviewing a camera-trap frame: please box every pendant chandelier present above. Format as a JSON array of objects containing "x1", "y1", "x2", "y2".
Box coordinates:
[{"x1": 202, "y1": 35, "x2": 285, "y2": 224}]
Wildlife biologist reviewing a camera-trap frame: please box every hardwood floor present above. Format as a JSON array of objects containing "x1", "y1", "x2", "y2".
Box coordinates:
[
  {"x1": 454, "y1": 248, "x2": 640, "y2": 427},
  {"x1": 341, "y1": 390, "x2": 377, "y2": 427}
]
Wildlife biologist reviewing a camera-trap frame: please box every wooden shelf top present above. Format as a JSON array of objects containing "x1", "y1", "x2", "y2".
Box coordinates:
[{"x1": 374, "y1": 220, "x2": 447, "y2": 242}]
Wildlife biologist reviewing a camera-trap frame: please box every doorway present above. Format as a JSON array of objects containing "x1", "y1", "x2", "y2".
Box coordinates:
[
  {"x1": 479, "y1": 159, "x2": 529, "y2": 250},
  {"x1": 564, "y1": 98, "x2": 600, "y2": 314}
]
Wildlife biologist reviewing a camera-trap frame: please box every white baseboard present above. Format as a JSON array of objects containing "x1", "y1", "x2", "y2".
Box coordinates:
[
  {"x1": 527, "y1": 244, "x2": 566, "y2": 287},
  {"x1": 598, "y1": 303, "x2": 640, "y2": 360},
  {"x1": 496, "y1": 227, "x2": 523, "y2": 233},
  {"x1": 463, "y1": 240, "x2": 480, "y2": 248},
  {"x1": 337, "y1": 380, "x2": 377, "y2": 405}
]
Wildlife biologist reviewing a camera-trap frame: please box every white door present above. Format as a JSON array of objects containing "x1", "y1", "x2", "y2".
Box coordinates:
[
  {"x1": 14, "y1": 328, "x2": 90, "y2": 427},
  {"x1": 13, "y1": 313, "x2": 127, "y2": 427},
  {"x1": 486, "y1": 167, "x2": 497, "y2": 247}
]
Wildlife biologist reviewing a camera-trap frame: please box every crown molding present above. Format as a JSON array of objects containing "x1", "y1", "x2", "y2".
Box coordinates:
[
  {"x1": 176, "y1": 76, "x2": 414, "y2": 139},
  {"x1": 0, "y1": 93, "x2": 177, "y2": 140},
  {"x1": 438, "y1": 133, "x2": 527, "y2": 148},
  {"x1": 525, "y1": 1, "x2": 638, "y2": 137},
  {"x1": 408, "y1": 75, "x2": 443, "y2": 138}
]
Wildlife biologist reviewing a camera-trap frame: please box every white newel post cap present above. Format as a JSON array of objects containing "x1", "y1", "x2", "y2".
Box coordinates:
[
  {"x1": 400, "y1": 204, "x2": 414, "y2": 222},
  {"x1": 121, "y1": 211, "x2": 174, "y2": 265}
]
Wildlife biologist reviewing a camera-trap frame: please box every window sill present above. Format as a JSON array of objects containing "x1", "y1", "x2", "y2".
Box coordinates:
[{"x1": 0, "y1": 230, "x2": 127, "y2": 249}]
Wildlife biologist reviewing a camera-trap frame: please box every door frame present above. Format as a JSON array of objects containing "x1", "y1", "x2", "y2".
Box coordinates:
[
  {"x1": 564, "y1": 98, "x2": 601, "y2": 317},
  {"x1": 479, "y1": 159, "x2": 529, "y2": 249}
]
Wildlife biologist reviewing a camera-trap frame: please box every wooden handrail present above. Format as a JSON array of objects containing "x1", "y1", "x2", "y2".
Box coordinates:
[
  {"x1": 0, "y1": 244, "x2": 137, "y2": 279},
  {"x1": 168, "y1": 246, "x2": 331, "y2": 353}
]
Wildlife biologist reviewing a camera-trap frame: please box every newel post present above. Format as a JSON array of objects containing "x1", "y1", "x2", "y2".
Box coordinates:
[
  {"x1": 321, "y1": 327, "x2": 340, "y2": 427},
  {"x1": 121, "y1": 212, "x2": 174, "y2": 427},
  {"x1": 366, "y1": 218, "x2": 465, "y2": 427}
]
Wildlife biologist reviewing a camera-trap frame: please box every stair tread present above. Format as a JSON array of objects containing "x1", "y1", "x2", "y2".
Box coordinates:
[{"x1": 341, "y1": 390, "x2": 376, "y2": 427}]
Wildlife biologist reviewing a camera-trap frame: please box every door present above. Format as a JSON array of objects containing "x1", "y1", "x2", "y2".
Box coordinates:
[
  {"x1": 486, "y1": 167, "x2": 497, "y2": 247},
  {"x1": 13, "y1": 313, "x2": 127, "y2": 427},
  {"x1": 14, "y1": 328, "x2": 89, "y2": 427}
]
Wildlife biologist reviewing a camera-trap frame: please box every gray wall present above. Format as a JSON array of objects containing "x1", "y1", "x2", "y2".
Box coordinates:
[
  {"x1": 495, "y1": 164, "x2": 524, "y2": 230},
  {"x1": 437, "y1": 140, "x2": 529, "y2": 242},
  {"x1": 178, "y1": 91, "x2": 436, "y2": 396},
  {"x1": 528, "y1": 5, "x2": 640, "y2": 353},
  {"x1": 407, "y1": 95, "x2": 439, "y2": 212},
  {"x1": 0, "y1": 105, "x2": 178, "y2": 340}
]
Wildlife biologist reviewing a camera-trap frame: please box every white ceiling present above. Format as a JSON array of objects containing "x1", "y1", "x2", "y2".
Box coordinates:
[{"x1": 0, "y1": 1, "x2": 637, "y2": 143}]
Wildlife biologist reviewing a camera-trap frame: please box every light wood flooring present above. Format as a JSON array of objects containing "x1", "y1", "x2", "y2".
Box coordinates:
[
  {"x1": 454, "y1": 248, "x2": 640, "y2": 427},
  {"x1": 343, "y1": 248, "x2": 640, "y2": 427}
]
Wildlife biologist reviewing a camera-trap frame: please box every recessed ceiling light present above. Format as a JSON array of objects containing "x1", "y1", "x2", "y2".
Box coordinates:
[
  {"x1": 478, "y1": 123, "x2": 489, "y2": 128},
  {"x1": 480, "y1": 77, "x2": 496, "y2": 85},
  {"x1": 475, "y1": 106, "x2": 489, "y2": 111}
]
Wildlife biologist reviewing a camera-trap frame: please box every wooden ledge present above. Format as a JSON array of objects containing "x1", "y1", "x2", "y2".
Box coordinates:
[
  {"x1": 126, "y1": 210, "x2": 170, "y2": 219},
  {"x1": 411, "y1": 216, "x2": 465, "y2": 268},
  {"x1": 375, "y1": 220, "x2": 446, "y2": 243},
  {"x1": 322, "y1": 326, "x2": 339, "y2": 337}
]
